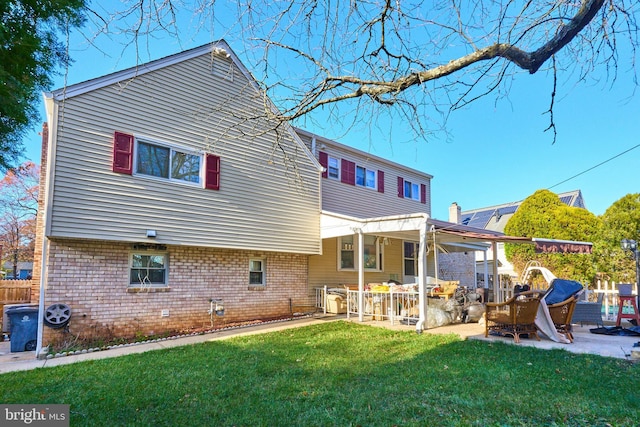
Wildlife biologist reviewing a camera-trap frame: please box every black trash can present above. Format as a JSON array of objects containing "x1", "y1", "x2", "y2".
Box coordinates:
[{"x1": 7, "y1": 306, "x2": 38, "y2": 352}]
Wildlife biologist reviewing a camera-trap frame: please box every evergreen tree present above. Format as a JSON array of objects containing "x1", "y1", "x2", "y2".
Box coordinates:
[
  {"x1": 0, "y1": 0, "x2": 86, "y2": 171},
  {"x1": 504, "y1": 189, "x2": 600, "y2": 284}
]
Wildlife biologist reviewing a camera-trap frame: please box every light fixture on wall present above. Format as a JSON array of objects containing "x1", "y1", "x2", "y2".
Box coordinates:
[{"x1": 146, "y1": 229, "x2": 157, "y2": 238}]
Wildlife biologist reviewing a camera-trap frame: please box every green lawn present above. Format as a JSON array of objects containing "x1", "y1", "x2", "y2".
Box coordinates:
[{"x1": 1, "y1": 321, "x2": 638, "y2": 426}]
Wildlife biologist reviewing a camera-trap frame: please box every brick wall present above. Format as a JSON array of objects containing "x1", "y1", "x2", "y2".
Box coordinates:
[
  {"x1": 437, "y1": 252, "x2": 477, "y2": 288},
  {"x1": 31, "y1": 122, "x2": 48, "y2": 304},
  {"x1": 42, "y1": 238, "x2": 309, "y2": 344}
]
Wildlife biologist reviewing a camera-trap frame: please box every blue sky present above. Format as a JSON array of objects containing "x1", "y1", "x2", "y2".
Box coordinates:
[{"x1": 19, "y1": 2, "x2": 639, "y2": 221}]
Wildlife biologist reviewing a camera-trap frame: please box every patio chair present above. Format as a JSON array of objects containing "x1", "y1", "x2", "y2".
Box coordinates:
[
  {"x1": 540, "y1": 278, "x2": 584, "y2": 343},
  {"x1": 485, "y1": 291, "x2": 543, "y2": 343},
  {"x1": 546, "y1": 296, "x2": 579, "y2": 342}
]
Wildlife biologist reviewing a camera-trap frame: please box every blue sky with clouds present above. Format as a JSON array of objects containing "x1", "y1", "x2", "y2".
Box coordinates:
[{"x1": 20, "y1": 2, "x2": 639, "y2": 221}]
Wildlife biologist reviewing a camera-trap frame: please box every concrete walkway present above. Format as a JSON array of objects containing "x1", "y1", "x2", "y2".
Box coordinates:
[{"x1": 1, "y1": 316, "x2": 639, "y2": 374}]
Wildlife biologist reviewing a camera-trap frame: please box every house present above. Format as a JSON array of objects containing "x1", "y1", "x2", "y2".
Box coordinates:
[
  {"x1": 33, "y1": 41, "x2": 512, "y2": 352},
  {"x1": 33, "y1": 41, "x2": 324, "y2": 348},
  {"x1": 459, "y1": 190, "x2": 587, "y2": 283},
  {"x1": 2, "y1": 262, "x2": 34, "y2": 280}
]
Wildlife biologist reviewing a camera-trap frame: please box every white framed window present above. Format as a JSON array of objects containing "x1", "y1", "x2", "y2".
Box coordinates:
[
  {"x1": 129, "y1": 252, "x2": 168, "y2": 287},
  {"x1": 404, "y1": 180, "x2": 420, "y2": 201},
  {"x1": 328, "y1": 156, "x2": 340, "y2": 179},
  {"x1": 338, "y1": 235, "x2": 382, "y2": 271},
  {"x1": 135, "y1": 139, "x2": 202, "y2": 185},
  {"x1": 249, "y1": 259, "x2": 266, "y2": 286},
  {"x1": 403, "y1": 241, "x2": 419, "y2": 276},
  {"x1": 339, "y1": 235, "x2": 355, "y2": 269},
  {"x1": 356, "y1": 166, "x2": 376, "y2": 189}
]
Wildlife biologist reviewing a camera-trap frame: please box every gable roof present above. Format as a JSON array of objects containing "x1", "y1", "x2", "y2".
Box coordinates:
[
  {"x1": 461, "y1": 190, "x2": 586, "y2": 232},
  {"x1": 45, "y1": 40, "x2": 321, "y2": 172},
  {"x1": 48, "y1": 41, "x2": 251, "y2": 100}
]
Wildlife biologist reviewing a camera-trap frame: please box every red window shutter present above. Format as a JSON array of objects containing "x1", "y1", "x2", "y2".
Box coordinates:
[
  {"x1": 319, "y1": 151, "x2": 328, "y2": 178},
  {"x1": 112, "y1": 132, "x2": 133, "y2": 174},
  {"x1": 397, "y1": 177, "x2": 404, "y2": 198},
  {"x1": 341, "y1": 159, "x2": 355, "y2": 185},
  {"x1": 205, "y1": 154, "x2": 221, "y2": 190},
  {"x1": 420, "y1": 183, "x2": 427, "y2": 204},
  {"x1": 377, "y1": 170, "x2": 384, "y2": 193}
]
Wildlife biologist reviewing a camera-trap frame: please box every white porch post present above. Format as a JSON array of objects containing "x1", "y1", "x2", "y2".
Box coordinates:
[
  {"x1": 492, "y1": 241, "x2": 500, "y2": 302},
  {"x1": 415, "y1": 223, "x2": 430, "y2": 333},
  {"x1": 483, "y1": 249, "x2": 489, "y2": 301},
  {"x1": 357, "y1": 229, "x2": 365, "y2": 322}
]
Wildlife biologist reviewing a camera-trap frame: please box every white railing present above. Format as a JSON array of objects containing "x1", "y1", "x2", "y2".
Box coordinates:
[
  {"x1": 346, "y1": 289, "x2": 420, "y2": 325},
  {"x1": 315, "y1": 287, "x2": 326, "y2": 312},
  {"x1": 318, "y1": 280, "x2": 638, "y2": 325}
]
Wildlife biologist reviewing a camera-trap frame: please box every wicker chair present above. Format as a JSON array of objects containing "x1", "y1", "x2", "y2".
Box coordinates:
[
  {"x1": 547, "y1": 296, "x2": 579, "y2": 342},
  {"x1": 485, "y1": 291, "x2": 543, "y2": 343}
]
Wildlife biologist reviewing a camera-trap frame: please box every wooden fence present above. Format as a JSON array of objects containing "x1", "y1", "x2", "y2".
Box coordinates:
[{"x1": 0, "y1": 282, "x2": 32, "y2": 328}]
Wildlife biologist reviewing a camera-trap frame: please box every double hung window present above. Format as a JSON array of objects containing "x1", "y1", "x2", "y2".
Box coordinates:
[
  {"x1": 338, "y1": 235, "x2": 382, "y2": 271},
  {"x1": 403, "y1": 242, "x2": 419, "y2": 276},
  {"x1": 130, "y1": 253, "x2": 168, "y2": 287},
  {"x1": 356, "y1": 166, "x2": 376, "y2": 189},
  {"x1": 249, "y1": 259, "x2": 266, "y2": 286},
  {"x1": 404, "y1": 180, "x2": 420, "y2": 201},
  {"x1": 328, "y1": 156, "x2": 340, "y2": 179}
]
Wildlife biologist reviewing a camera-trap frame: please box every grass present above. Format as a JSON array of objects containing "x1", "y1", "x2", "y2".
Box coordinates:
[{"x1": 1, "y1": 321, "x2": 639, "y2": 426}]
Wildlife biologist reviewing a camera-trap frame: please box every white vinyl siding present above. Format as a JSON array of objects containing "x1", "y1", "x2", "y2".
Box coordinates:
[
  {"x1": 301, "y1": 133, "x2": 432, "y2": 218},
  {"x1": 45, "y1": 49, "x2": 322, "y2": 254}
]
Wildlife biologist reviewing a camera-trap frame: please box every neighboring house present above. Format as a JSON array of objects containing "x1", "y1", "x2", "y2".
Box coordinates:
[
  {"x1": 33, "y1": 40, "x2": 510, "y2": 349},
  {"x1": 2, "y1": 262, "x2": 33, "y2": 280},
  {"x1": 459, "y1": 190, "x2": 586, "y2": 281}
]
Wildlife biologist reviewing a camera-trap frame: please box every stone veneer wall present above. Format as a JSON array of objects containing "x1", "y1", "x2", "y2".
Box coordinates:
[{"x1": 42, "y1": 238, "x2": 309, "y2": 344}]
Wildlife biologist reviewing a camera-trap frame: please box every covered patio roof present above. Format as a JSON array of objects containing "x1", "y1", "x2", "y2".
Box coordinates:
[
  {"x1": 322, "y1": 211, "x2": 525, "y2": 251},
  {"x1": 320, "y1": 210, "x2": 592, "y2": 333},
  {"x1": 320, "y1": 211, "x2": 593, "y2": 253}
]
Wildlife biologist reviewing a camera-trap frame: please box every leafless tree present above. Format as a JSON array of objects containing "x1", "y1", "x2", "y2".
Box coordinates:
[
  {"x1": 83, "y1": 0, "x2": 639, "y2": 143},
  {"x1": 0, "y1": 162, "x2": 39, "y2": 276}
]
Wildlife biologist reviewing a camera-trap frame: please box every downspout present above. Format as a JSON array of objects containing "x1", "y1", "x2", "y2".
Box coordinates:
[
  {"x1": 356, "y1": 228, "x2": 364, "y2": 322},
  {"x1": 310, "y1": 135, "x2": 317, "y2": 155},
  {"x1": 35, "y1": 243, "x2": 49, "y2": 358},
  {"x1": 414, "y1": 217, "x2": 430, "y2": 333}
]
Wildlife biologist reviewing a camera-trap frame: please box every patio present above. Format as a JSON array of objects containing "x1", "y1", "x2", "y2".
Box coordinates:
[{"x1": 350, "y1": 317, "x2": 640, "y2": 360}]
